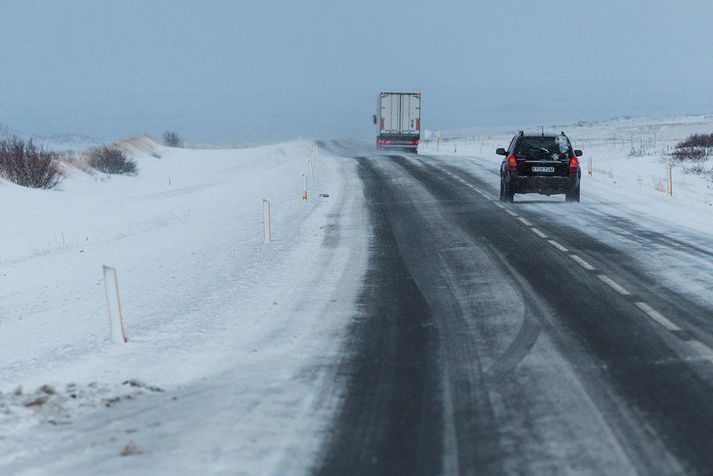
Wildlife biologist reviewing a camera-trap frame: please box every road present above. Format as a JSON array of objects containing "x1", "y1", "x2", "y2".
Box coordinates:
[{"x1": 316, "y1": 146, "x2": 713, "y2": 475}]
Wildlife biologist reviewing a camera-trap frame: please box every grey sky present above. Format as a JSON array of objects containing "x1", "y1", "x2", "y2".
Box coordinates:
[{"x1": 1, "y1": 0, "x2": 712, "y2": 143}]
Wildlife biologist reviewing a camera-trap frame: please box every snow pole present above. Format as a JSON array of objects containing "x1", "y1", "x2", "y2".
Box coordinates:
[
  {"x1": 668, "y1": 166, "x2": 673, "y2": 197},
  {"x1": 102, "y1": 265, "x2": 128, "y2": 343},
  {"x1": 262, "y1": 199, "x2": 272, "y2": 242},
  {"x1": 588, "y1": 157, "x2": 593, "y2": 177},
  {"x1": 302, "y1": 174, "x2": 308, "y2": 201}
]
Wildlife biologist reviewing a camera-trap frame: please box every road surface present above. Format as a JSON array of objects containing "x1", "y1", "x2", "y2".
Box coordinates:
[{"x1": 316, "y1": 145, "x2": 713, "y2": 475}]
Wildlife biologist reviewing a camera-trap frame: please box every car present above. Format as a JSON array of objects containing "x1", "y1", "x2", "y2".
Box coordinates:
[{"x1": 496, "y1": 131, "x2": 583, "y2": 203}]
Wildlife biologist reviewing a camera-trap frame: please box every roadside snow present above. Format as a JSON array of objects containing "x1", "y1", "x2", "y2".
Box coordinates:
[{"x1": 0, "y1": 139, "x2": 367, "y2": 473}]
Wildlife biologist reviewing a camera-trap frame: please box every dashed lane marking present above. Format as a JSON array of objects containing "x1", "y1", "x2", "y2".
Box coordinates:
[
  {"x1": 597, "y1": 274, "x2": 631, "y2": 296},
  {"x1": 635, "y1": 302, "x2": 681, "y2": 331},
  {"x1": 505, "y1": 209, "x2": 518, "y2": 217},
  {"x1": 531, "y1": 227, "x2": 547, "y2": 239},
  {"x1": 494, "y1": 203, "x2": 506, "y2": 210},
  {"x1": 517, "y1": 217, "x2": 533, "y2": 226},
  {"x1": 570, "y1": 255, "x2": 595, "y2": 270},
  {"x1": 688, "y1": 340, "x2": 713, "y2": 361},
  {"x1": 548, "y1": 240, "x2": 568, "y2": 252}
]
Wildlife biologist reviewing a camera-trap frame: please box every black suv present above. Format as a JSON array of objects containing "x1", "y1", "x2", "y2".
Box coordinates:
[{"x1": 497, "y1": 131, "x2": 582, "y2": 203}]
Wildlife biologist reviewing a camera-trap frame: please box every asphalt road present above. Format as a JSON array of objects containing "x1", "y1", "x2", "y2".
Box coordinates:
[{"x1": 316, "y1": 147, "x2": 713, "y2": 476}]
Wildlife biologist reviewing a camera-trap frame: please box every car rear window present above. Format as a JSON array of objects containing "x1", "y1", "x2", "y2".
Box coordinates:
[{"x1": 516, "y1": 136, "x2": 571, "y2": 156}]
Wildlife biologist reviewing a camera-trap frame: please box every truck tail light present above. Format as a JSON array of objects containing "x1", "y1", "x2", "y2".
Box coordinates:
[
  {"x1": 508, "y1": 155, "x2": 518, "y2": 172},
  {"x1": 570, "y1": 157, "x2": 579, "y2": 173},
  {"x1": 408, "y1": 140, "x2": 419, "y2": 145}
]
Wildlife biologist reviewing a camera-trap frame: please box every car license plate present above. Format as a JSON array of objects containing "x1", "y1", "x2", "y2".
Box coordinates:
[{"x1": 532, "y1": 166, "x2": 555, "y2": 173}]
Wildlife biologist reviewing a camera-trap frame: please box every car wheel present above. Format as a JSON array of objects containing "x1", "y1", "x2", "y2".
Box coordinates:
[
  {"x1": 502, "y1": 180, "x2": 515, "y2": 203},
  {"x1": 566, "y1": 185, "x2": 580, "y2": 203}
]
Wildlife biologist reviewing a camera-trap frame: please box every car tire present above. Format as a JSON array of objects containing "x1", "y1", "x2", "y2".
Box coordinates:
[
  {"x1": 566, "y1": 185, "x2": 580, "y2": 203},
  {"x1": 501, "y1": 179, "x2": 515, "y2": 203}
]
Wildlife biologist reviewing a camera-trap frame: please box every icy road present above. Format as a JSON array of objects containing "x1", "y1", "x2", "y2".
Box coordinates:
[
  {"x1": 316, "y1": 142, "x2": 713, "y2": 475},
  {"x1": 3, "y1": 133, "x2": 713, "y2": 475}
]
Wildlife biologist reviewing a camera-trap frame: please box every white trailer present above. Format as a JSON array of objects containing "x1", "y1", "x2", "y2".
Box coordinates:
[{"x1": 373, "y1": 92, "x2": 421, "y2": 153}]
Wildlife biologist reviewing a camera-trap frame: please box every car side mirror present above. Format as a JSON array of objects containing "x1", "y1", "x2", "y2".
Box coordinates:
[
  {"x1": 372, "y1": 115, "x2": 377, "y2": 125},
  {"x1": 496, "y1": 148, "x2": 507, "y2": 156},
  {"x1": 574, "y1": 149, "x2": 583, "y2": 157}
]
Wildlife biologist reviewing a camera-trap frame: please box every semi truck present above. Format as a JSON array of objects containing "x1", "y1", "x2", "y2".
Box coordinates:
[{"x1": 373, "y1": 92, "x2": 421, "y2": 153}]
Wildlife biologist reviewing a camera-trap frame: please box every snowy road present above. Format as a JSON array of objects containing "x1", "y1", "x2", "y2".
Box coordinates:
[{"x1": 316, "y1": 147, "x2": 713, "y2": 475}]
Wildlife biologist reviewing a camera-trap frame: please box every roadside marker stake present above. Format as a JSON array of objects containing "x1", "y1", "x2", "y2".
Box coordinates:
[
  {"x1": 302, "y1": 174, "x2": 308, "y2": 201},
  {"x1": 668, "y1": 165, "x2": 673, "y2": 197},
  {"x1": 262, "y1": 199, "x2": 272, "y2": 242},
  {"x1": 102, "y1": 265, "x2": 128, "y2": 343}
]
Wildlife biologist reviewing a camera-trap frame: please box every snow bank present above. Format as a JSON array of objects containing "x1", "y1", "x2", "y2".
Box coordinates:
[{"x1": 0, "y1": 139, "x2": 366, "y2": 473}]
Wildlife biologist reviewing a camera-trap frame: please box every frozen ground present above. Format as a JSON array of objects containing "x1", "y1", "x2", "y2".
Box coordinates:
[{"x1": 0, "y1": 138, "x2": 367, "y2": 474}]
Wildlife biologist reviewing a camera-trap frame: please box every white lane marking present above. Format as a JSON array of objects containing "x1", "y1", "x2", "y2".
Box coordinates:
[
  {"x1": 548, "y1": 240, "x2": 568, "y2": 252},
  {"x1": 505, "y1": 209, "x2": 518, "y2": 217},
  {"x1": 597, "y1": 274, "x2": 631, "y2": 295},
  {"x1": 494, "y1": 203, "x2": 506, "y2": 210},
  {"x1": 688, "y1": 340, "x2": 713, "y2": 360},
  {"x1": 570, "y1": 255, "x2": 595, "y2": 270},
  {"x1": 517, "y1": 217, "x2": 532, "y2": 226},
  {"x1": 531, "y1": 227, "x2": 547, "y2": 239},
  {"x1": 634, "y1": 302, "x2": 681, "y2": 331}
]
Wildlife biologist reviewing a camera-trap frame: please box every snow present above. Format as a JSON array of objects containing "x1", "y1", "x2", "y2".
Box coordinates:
[
  {"x1": 0, "y1": 138, "x2": 367, "y2": 473},
  {"x1": 422, "y1": 114, "x2": 713, "y2": 312},
  {"x1": 3, "y1": 113, "x2": 713, "y2": 473}
]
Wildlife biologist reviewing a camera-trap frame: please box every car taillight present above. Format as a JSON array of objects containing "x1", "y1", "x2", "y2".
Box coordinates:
[
  {"x1": 408, "y1": 140, "x2": 420, "y2": 145},
  {"x1": 570, "y1": 157, "x2": 579, "y2": 173},
  {"x1": 507, "y1": 155, "x2": 517, "y2": 172}
]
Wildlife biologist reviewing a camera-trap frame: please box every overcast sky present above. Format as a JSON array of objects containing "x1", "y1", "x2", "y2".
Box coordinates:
[{"x1": 1, "y1": 0, "x2": 712, "y2": 143}]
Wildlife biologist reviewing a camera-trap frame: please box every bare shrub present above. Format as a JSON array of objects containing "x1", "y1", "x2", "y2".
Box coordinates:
[
  {"x1": 677, "y1": 133, "x2": 713, "y2": 148},
  {"x1": 671, "y1": 133, "x2": 713, "y2": 163},
  {"x1": 671, "y1": 147, "x2": 707, "y2": 161},
  {"x1": 88, "y1": 147, "x2": 137, "y2": 175},
  {"x1": 682, "y1": 162, "x2": 711, "y2": 175},
  {"x1": 163, "y1": 131, "x2": 183, "y2": 148},
  {"x1": 0, "y1": 136, "x2": 63, "y2": 189}
]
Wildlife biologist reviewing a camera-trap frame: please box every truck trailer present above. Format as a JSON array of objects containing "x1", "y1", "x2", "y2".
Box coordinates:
[{"x1": 373, "y1": 92, "x2": 421, "y2": 154}]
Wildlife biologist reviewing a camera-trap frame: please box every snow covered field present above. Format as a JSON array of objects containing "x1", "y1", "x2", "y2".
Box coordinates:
[
  {"x1": 2, "y1": 114, "x2": 713, "y2": 474},
  {"x1": 0, "y1": 138, "x2": 367, "y2": 473}
]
